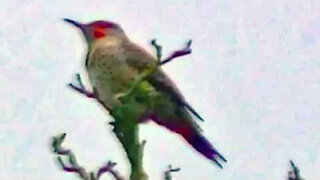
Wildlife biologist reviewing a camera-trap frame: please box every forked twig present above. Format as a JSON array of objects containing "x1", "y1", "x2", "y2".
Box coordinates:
[
  {"x1": 51, "y1": 133, "x2": 126, "y2": 180},
  {"x1": 97, "y1": 161, "x2": 125, "y2": 180},
  {"x1": 161, "y1": 40, "x2": 192, "y2": 65},
  {"x1": 151, "y1": 39, "x2": 192, "y2": 65},
  {"x1": 164, "y1": 165, "x2": 181, "y2": 180},
  {"x1": 68, "y1": 74, "x2": 96, "y2": 98}
]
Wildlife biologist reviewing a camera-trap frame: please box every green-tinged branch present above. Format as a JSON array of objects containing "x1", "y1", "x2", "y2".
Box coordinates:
[{"x1": 109, "y1": 90, "x2": 150, "y2": 180}]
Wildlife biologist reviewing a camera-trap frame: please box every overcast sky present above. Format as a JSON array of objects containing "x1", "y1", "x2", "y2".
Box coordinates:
[{"x1": 1, "y1": 0, "x2": 319, "y2": 180}]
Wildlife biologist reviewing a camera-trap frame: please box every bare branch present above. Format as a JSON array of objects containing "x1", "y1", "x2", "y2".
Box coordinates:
[
  {"x1": 52, "y1": 133, "x2": 70, "y2": 155},
  {"x1": 150, "y1": 39, "x2": 192, "y2": 66},
  {"x1": 161, "y1": 40, "x2": 192, "y2": 65},
  {"x1": 164, "y1": 165, "x2": 181, "y2": 180},
  {"x1": 51, "y1": 133, "x2": 126, "y2": 180},
  {"x1": 97, "y1": 161, "x2": 126, "y2": 180},
  {"x1": 151, "y1": 39, "x2": 163, "y2": 61},
  {"x1": 288, "y1": 160, "x2": 304, "y2": 180},
  {"x1": 68, "y1": 74, "x2": 96, "y2": 98}
]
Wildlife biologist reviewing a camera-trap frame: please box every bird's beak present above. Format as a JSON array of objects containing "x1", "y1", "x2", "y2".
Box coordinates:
[
  {"x1": 64, "y1": 18, "x2": 91, "y2": 42},
  {"x1": 63, "y1": 18, "x2": 84, "y2": 30}
]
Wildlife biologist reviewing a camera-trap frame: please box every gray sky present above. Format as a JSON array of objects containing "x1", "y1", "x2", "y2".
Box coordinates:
[{"x1": 1, "y1": 0, "x2": 319, "y2": 180}]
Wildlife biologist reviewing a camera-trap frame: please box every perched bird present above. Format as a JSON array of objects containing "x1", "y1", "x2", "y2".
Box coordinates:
[{"x1": 64, "y1": 19, "x2": 227, "y2": 168}]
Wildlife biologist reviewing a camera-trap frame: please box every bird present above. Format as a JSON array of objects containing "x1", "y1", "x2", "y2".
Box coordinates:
[{"x1": 64, "y1": 19, "x2": 227, "y2": 168}]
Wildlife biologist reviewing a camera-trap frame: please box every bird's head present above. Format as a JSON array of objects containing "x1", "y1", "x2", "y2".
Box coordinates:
[{"x1": 64, "y1": 19, "x2": 126, "y2": 43}]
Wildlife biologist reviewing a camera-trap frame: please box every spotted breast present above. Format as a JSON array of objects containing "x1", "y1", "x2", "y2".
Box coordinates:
[{"x1": 86, "y1": 38, "x2": 140, "y2": 110}]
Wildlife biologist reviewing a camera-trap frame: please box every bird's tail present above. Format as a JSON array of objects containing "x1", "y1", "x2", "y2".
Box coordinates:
[
  {"x1": 151, "y1": 115, "x2": 227, "y2": 168},
  {"x1": 182, "y1": 130, "x2": 227, "y2": 168}
]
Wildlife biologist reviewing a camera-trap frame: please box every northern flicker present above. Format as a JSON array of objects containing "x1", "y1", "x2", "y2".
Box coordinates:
[{"x1": 64, "y1": 19, "x2": 227, "y2": 170}]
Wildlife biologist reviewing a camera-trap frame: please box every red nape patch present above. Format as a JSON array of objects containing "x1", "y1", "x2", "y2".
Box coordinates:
[
  {"x1": 92, "y1": 21, "x2": 116, "y2": 29},
  {"x1": 93, "y1": 29, "x2": 106, "y2": 39}
]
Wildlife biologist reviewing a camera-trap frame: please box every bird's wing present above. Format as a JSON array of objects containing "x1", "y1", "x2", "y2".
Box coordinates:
[{"x1": 123, "y1": 41, "x2": 204, "y2": 121}]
